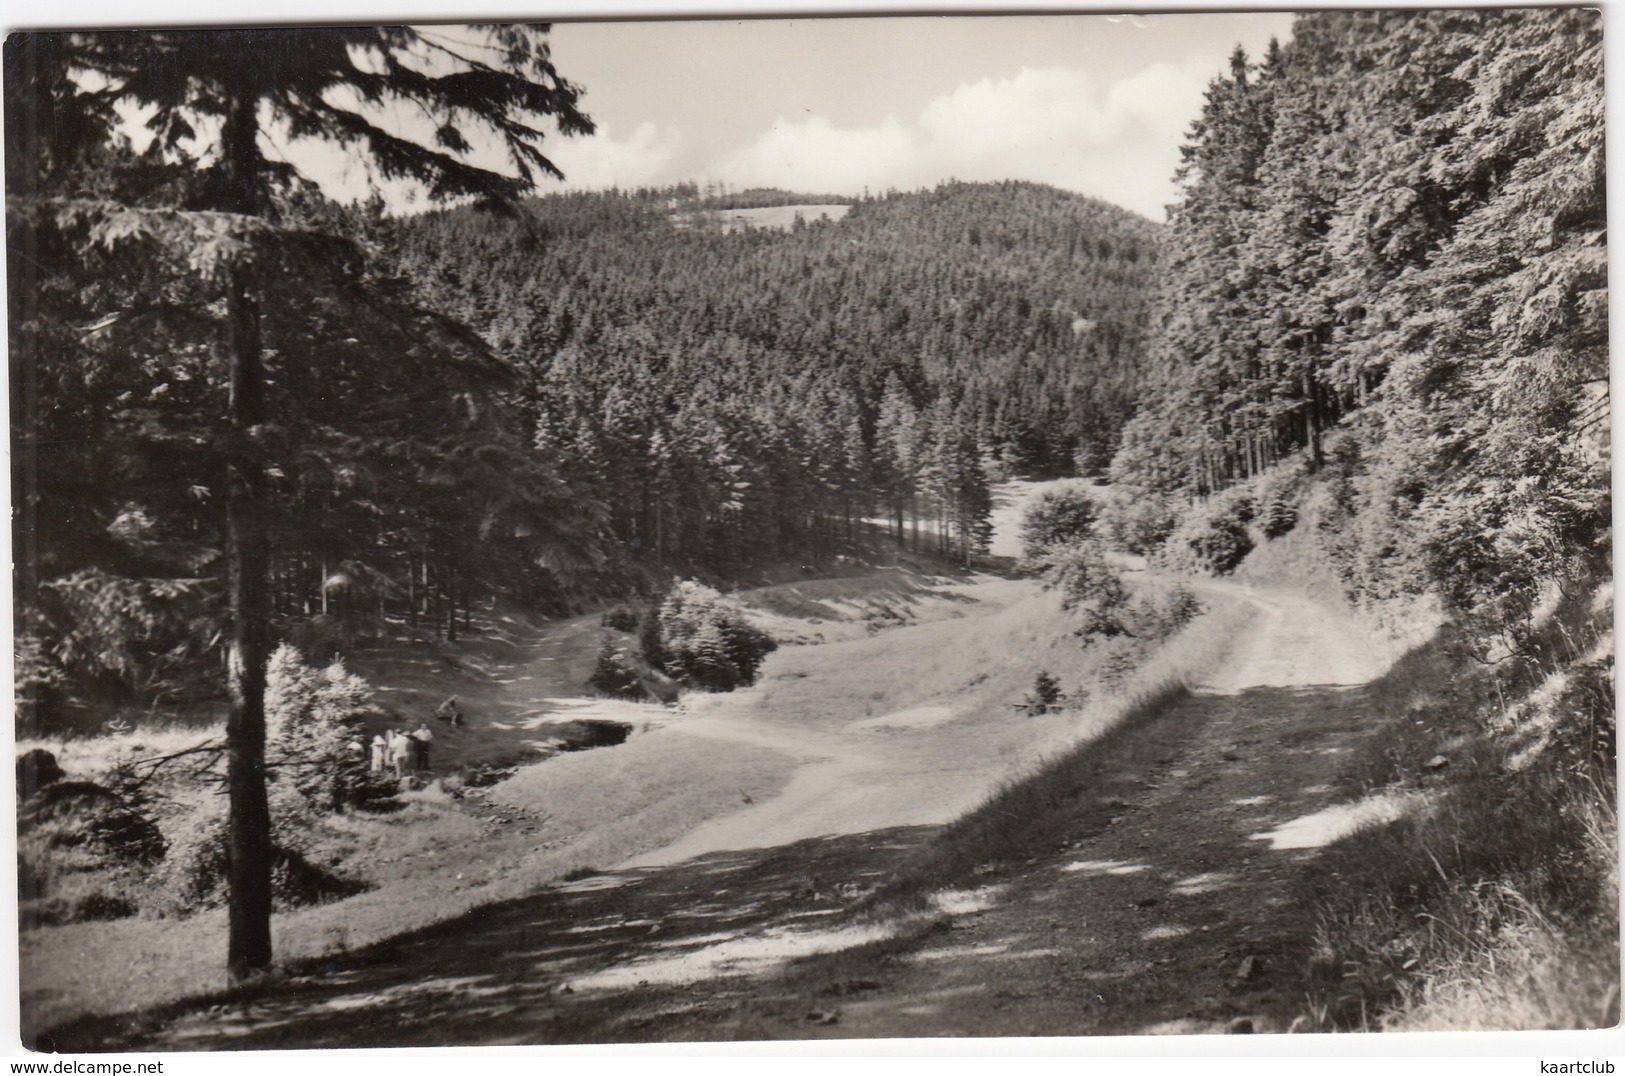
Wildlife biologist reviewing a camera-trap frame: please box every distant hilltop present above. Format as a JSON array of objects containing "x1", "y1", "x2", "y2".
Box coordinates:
[{"x1": 672, "y1": 203, "x2": 854, "y2": 233}]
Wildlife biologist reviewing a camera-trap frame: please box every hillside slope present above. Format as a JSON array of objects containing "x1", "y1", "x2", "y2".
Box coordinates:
[{"x1": 387, "y1": 180, "x2": 1161, "y2": 479}]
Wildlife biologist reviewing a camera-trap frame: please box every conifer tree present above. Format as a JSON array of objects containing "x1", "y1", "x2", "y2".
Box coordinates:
[{"x1": 7, "y1": 25, "x2": 591, "y2": 981}]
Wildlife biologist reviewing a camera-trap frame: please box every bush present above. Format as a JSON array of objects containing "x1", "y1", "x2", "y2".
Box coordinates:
[
  {"x1": 19, "y1": 861, "x2": 144, "y2": 928},
  {"x1": 1226, "y1": 488, "x2": 1258, "y2": 526},
  {"x1": 1257, "y1": 476, "x2": 1300, "y2": 539},
  {"x1": 600, "y1": 604, "x2": 641, "y2": 632},
  {"x1": 1021, "y1": 671, "x2": 1065, "y2": 715},
  {"x1": 1095, "y1": 488, "x2": 1179, "y2": 556},
  {"x1": 1122, "y1": 584, "x2": 1204, "y2": 643},
  {"x1": 1095, "y1": 636, "x2": 1145, "y2": 688},
  {"x1": 1042, "y1": 542, "x2": 1130, "y2": 640},
  {"x1": 637, "y1": 607, "x2": 667, "y2": 669},
  {"x1": 587, "y1": 638, "x2": 647, "y2": 700},
  {"x1": 1188, "y1": 515, "x2": 1253, "y2": 575},
  {"x1": 26, "y1": 890, "x2": 139, "y2": 927},
  {"x1": 18, "y1": 768, "x2": 164, "y2": 928},
  {"x1": 1018, "y1": 482, "x2": 1097, "y2": 563},
  {"x1": 20, "y1": 778, "x2": 166, "y2": 866},
  {"x1": 655, "y1": 580, "x2": 777, "y2": 692},
  {"x1": 266, "y1": 645, "x2": 395, "y2": 816},
  {"x1": 1160, "y1": 489, "x2": 1255, "y2": 575},
  {"x1": 150, "y1": 808, "x2": 370, "y2": 918}
]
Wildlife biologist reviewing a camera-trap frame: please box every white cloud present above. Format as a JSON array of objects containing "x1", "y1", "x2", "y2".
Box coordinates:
[
  {"x1": 707, "y1": 58, "x2": 1220, "y2": 218},
  {"x1": 545, "y1": 121, "x2": 680, "y2": 191},
  {"x1": 707, "y1": 115, "x2": 917, "y2": 194}
]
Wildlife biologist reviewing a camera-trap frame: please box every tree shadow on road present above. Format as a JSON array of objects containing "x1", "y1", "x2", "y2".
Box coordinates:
[
  {"x1": 36, "y1": 825, "x2": 938, "y2": 1052},
  {"x1": 38, "y1": 678, "x2": 1416, "y2": 1049}
]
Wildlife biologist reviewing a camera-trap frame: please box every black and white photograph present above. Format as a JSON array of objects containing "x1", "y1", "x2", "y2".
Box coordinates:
[{"x1": 4, "y1": 2, "x2": 1616, "y2": 1056}]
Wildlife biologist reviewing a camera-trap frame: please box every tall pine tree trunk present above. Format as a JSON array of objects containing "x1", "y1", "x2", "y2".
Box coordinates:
[
  {"x1": 445, "y1": 551, "x2": 458, "y2": 643},
  {"x1": 220, "y1": 90, "x2": 274, "y2": 983},
  {"x1": 1303, "y1": 369, "x2": 1324, "y2": 470},
  {"x1": 224, "y1": 265, "x2": 273, "y2": 981}
]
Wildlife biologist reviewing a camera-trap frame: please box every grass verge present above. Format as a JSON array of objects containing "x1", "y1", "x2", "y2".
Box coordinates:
[
  {"x1": 859, "y1": 596, "x2": 1256, "y2": 913},
  {"x1": 1299, "y1": 574, "x2": 1617, "y2": 1031}
]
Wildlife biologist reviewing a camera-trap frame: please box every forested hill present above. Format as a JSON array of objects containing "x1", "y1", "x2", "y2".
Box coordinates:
[
  {"x1": 14, "y1": 154, "x2": 1158, "y2": 729},
  {"x1": 1111, "y1": 8, "x2": 1606, "y2": 623},
  {"x1": 375, "y1": 181, "x2": 1160, "y2": 565}
]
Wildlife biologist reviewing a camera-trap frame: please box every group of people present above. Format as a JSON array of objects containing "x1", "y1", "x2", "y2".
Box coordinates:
[
  {"x1": 361, "y1": 696, "x2": 466, "y2": 783},
  {"x1": 371, "y1": 726, "x2": 433, "y2": 778}
]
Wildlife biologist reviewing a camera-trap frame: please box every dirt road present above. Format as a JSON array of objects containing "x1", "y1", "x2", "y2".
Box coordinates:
[{"x1": 41, "y1": 569, "x2": 1403, "y2": 1050}]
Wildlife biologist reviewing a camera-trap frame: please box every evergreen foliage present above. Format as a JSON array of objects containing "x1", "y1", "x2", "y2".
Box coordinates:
[
  {"x1": 1018, "y1": 481, "x2": 1098, "y2": 564},
  {"x1": 1120, "y1": 584, "x2": 1204, "y2": 643},
  {"x1": 1161, "y1": 492, "x2": 1256, "y2": 577},
  {"x1": 1021, "y1": 670, "x2": 1065, "y2": 715},
  {"x1": 1110, "y1": 9, "x2": 1606, "y2": 627},
  {"x1": 654, "y1": 580, "x2": 777, "y2": 692},
  {"x1": 1042, "y1": 542, "x2": 1132, "y2": 640},
  {"x1": 9, "y1": 29, "x2": 608, "y2": 716},
  {"x1": 149, "y1": 808, "x2": 370, "y2": 919},
  {"x1": 264, "y1": 645, "x2": 394, "y2": 816},
  {"x1": 1106, "y1": 15, "x2": 1613, "y2": 1029},
  {"x1": 381, "y1": 180, "x2": 1161, "y2": 566},
  {"x1": 1094, "y1": 488, "x2": 1180, "y2": 556},
  {"x1": 586, "y1": 638, "x2": 647, "y2": 700},
  {"x1": 6, "y1": 24, "x2": 596, "y2": 980}
]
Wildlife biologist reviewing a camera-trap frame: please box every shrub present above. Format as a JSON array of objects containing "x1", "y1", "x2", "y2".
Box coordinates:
[
  {"x1": 19, "y1": 868, "x2": 143, "y2": 928},
  {"x1": 35, "y1": 891, "x2": 139, "y2": 926},
  {"x1": 1095, "y1": 636, "x2": 1145, "y2": 688},
  {"x1": 600, "y1": 604, "x2": 641, "y2": 632},
  {"x1": 20, "y1": 778, "x2": 166, "y2": 866},
  {"x1": 587, "y1": 638, "x2": 647, "y2": 700},
  {"x1": 1095, "y1": 488, "x2": 1179, "y2": 555},
  {"x1": 1161, "y1": 490, "x2": 1256, "y2": 575},
  {"x1": 1122, "y1": 584, "x2": 1204, "y2": 643},
  {"x1": 1226, "y1": 488, "x2": 1258, "y2": 526},
  {"x1": 1257, "y1": 475, "x2": 1300, "y2": 539},
  {"x1": 1021, "y1": 671, "x2": 1065, "y2": 715},
  {"x1": 150, "y1": 808, "x2": 370, "y2": 918},
  {"x1": 1018, "y1": 482, "x2": 1097, "y2": 563},
  {"x1": 266, "y1": 645, "x2": 395, "y2": 816},
  {"x1": 637, "y1": 606, "x2": 667, "y2": 669},
  {"x1": 18, "y1": 767, "x2": 164, "y2": 928},
  {"x1": 655, "y1": 580, "x2": 777, "y2": 692},
  {"x1": 1042, "y1": 542, "x2": 1130, "y2": 640},
  {"x1": 1188, "y1": 514, "x2": 1253, "y2": 574}
]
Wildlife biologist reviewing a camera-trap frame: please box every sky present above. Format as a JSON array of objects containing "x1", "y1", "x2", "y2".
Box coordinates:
[
  {"x1": 8, "y1": 4, "x2": 1296, "y2": 221},
  {"x1": 520, "y1": 13, "x2": 1296, "y2": 219}
]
